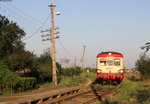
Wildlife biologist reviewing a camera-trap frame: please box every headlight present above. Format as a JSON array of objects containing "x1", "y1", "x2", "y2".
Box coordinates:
[
  {"x1": 118, "y1": 70, "x2": 124, "y2": 73},
  {"x1": 97, "y1": 70, "x2": 102, "y2": 73}
]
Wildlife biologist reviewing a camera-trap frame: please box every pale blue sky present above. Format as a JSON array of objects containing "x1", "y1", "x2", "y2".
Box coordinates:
[{"x1": 0, "y1": 0, "x2": 150, "y2": 68}]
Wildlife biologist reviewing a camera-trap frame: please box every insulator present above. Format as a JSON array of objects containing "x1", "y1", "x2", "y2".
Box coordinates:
[
  {"x1": 55, "y1": 36, "x2": 60, "y2": 39},
  {"x1": 55, "y1": 32, "x2": 60, "y2": 34},
  {"x1": 55, "y1": 27, "x2": 59, "y2": 30}
]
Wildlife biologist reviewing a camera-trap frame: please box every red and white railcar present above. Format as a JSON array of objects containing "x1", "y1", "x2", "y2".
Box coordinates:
[{"x1": 96, "y1": 51, "x2": 124, "y2": 84}]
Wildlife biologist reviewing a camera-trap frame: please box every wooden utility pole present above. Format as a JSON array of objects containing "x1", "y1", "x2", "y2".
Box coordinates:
[
  {"x1": 49, "y1": 3, "x2": 58, "y2": 86},
  {"x1": 41, "y1": 3, "x2": 60, "y2": 86}
]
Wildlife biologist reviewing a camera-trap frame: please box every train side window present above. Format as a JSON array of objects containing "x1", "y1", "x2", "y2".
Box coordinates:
[
  {"x1": 114, "y1": 59, "x2": 120, "y2": 66},
  {"x1": 100, "y1": 60, "x2": 106, "y2": 66}
]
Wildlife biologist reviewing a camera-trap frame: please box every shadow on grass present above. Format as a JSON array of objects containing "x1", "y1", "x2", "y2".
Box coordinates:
[
  {"x1": 92, "y1": 79, "x2": 100, "y2": 85},
  {"x1": 136, "y1": 89, "x2": 150, "y2": 103},
  {"x1": 90, "y1": 85, "x2": 101, "y2": 102},
  {"x1": 90, "y1": 85, "x2": 119, "y2": 104},
  {"x1": 99, "y1": 99, "x2": 119, "y2": 104},
  {"x1": 90, "y1": 80, "x2": 119, "y2": 104},
  {"x1": 91, "y1": 79, "x2": 119, "y2": 86},
  {"x1": 127, "y1": 76, "x2": 141, "y2": 82}
]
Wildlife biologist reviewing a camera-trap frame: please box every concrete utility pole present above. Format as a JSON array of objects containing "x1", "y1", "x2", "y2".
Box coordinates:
[
  {"x1": 74, "y1": 57, "x2": 77, "y2": 67},
  {"x1": 41, "y1": 3, "x2": 60, "y2": 86},
  {"x1": 79, "y1": 46, "x2": 87, "y2": 69}
]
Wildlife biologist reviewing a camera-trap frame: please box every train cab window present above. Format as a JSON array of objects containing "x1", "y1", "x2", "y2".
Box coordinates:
[
  {"x1": 107, "y1": 60, "x2": 114, "y2": 66},
  {"x1": 114, "y1": 59, "x2": 120, "y2": 66},
  {"x1": 100, "y1": 60, "x2": 106, "y2": 66}
]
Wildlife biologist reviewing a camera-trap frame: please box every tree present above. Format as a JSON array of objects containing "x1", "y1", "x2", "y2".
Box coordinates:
[
  {"x1": 4, "y1": 51, "x2": 37, "y2": 72},
  {"x1": 135, "y1": 54, "x2": 150, "y2": 79},
  {"x1": 0, "y1": 15, "x2": 38, "y2": 73},
  {"x1": 36, "y1": 54, "x2": 52, "y2": 82},
  {"x1": 36, "y1": 53, "x2": 62, "y2": 82},
  {"x1": 0, "y1": 15, "x2": 25, "y2": 58},
  {"x1": 62, "y1": 67, "x2": 82, "y2": 77}
]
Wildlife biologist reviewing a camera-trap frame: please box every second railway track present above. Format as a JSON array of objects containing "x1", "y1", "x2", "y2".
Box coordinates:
[{"x1": 40, "y1": 86, "x2": 116, "y2": 104}]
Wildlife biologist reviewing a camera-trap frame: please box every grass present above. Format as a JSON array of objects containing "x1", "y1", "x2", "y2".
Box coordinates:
[
  {"x1": 39, "y1": 72, "x2": 96, "y2": 88},
  {"x1": 97, "y1": 72, "x2": 150, "y2": 104},
  {"x1": 1, "y1": 71, "x2": 150, "y2": 104}
]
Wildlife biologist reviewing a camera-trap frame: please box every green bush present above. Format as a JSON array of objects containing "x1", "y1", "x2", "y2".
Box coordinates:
[
  {"x1": 14, "y1": 77, "x2": 36, "y2": 92},
  {"x1": 0, "y1": 61, "x2": 17, "y2": 93},
  {"x1": 135, "y1": 54, "x2": 150, "y2": 79},
  {"x1": 37, "y1": 64, "x2": 52, "y2": 83},
  {"x1": 62, "y1": 67, "x2": 82, "y2": 77},
  {"x1": 0, "y1": 61, "x2": 37, "y2": 93},
  {"x1": 58, "y1": 75, "x2": 85, "y2": 87}
]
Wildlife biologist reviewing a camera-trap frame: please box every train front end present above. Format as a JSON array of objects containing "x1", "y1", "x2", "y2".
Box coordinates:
[{"x1": 96, "y1": 52, "x2": 124, "y2": 84}]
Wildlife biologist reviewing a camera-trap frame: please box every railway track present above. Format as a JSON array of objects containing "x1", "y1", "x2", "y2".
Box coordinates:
[{"x1": 39, "y1": 86, "x2": 116, "y2": 104}]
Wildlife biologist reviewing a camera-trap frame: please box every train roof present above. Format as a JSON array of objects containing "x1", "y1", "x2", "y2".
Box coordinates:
[{"x1": 97, "y1": 51, "x2": 123, "y2": 58}]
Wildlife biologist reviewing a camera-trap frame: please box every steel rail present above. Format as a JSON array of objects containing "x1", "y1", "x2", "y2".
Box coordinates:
[
  {"x1": 82, "y1": 88, "x2": 116, "y2": 104},
  {"x1": 40, "y1": 87, "x2": 116, "y2": 104},
  {"x1": 40, "y1": 88, "x2": 101, "y2": 104}
]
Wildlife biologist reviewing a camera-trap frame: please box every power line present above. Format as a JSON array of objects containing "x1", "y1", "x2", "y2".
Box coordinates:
[
  {"x1": 57, "y1": 39, "x2": 75, "y2": 58},
  {"x1": 0, "y1": 4, "x2": 50, "y2": 41},
  {"x1": 23, "y1": 15, "x2": 50, "y2": 41},
  {"x1": 0, "y1": 6, "x2": 39, "y2": 29},
  {"x1": 0, "y1": 4, "x2": 40, "y2": 27},
  {"x1": 57, "y1": 39, "x2": 77, "y2": 67},
  {"x1": 7, "y1": 3, "x2": 42, "y2": 24},
  {"x1": 56, "y1": 49, "x2": 62, "y2": 60}
]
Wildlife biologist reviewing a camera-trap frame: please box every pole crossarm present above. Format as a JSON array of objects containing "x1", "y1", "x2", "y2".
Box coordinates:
[
  {"x1": 42, "y1": 38, "x2": 51, "y2": 41},
  {"x1": 41, "y1": 34, "x2": 50, "y2": 37},
  {"x1": 41, "y1": 29, "x2": 51, "y2": 33}
]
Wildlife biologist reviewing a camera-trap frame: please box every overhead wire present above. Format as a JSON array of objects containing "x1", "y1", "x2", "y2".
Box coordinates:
[
  {"x1": 0, "y1": 7, "x2": 35, "y2": 32},
  {"x1": 57, "y1": 39, "x2": 75, "y2": 58},
  {"x1": 0, "y1": 4, "x2": 40, "y2": 28},
  {"x1": 0, "y1": 3, "x2": 76, "y2": 62},
  {"x1": 0, "y1": 3, "x2": 53, "y2": 58},
  {"x1": 22, "y1": 15, "x2": 50, "y2": 41},
  {"x1": 0, "y1": 3, "x2": 49, "y2": 54},
  {"x1": 0, "y1": 3, "x2": 51, "y2": 53},
  {"x1": 7, "y1": 3, "x2": 42, "y2": 24},
  {"x1": 57, "y1": 39, "x2": 77, "y2": 67},
  {"x1": 56, "y1": 49, "x2": 62, "y2": 61}
]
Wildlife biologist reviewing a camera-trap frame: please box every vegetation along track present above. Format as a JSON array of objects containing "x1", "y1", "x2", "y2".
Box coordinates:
[{"x1": 39, "y1": 86, "x2": 116, "y2": 104}]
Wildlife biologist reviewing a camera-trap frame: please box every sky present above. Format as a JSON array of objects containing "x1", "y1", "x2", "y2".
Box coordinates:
[{"x1": 0, "y1": 0, "x2": 150, "y2": 68}]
